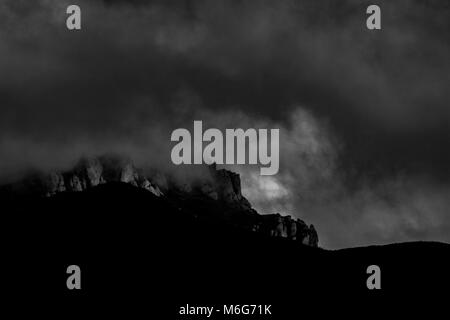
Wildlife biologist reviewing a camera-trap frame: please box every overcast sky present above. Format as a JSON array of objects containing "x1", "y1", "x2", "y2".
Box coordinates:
[{"x1": 0, "y1": 0, "x2": 449, "y2": 248}]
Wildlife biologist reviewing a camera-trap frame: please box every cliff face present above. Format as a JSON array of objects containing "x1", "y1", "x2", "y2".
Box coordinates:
[
  {"x1": 259, "y1": 214, "x2": 319, "y2": 247},
  {"x1": 41, "y1": 157, "x2": 165, "y2": 198},
  {"x1": 3, "y1": 156, "x2": 318, "y2": 247},
  {"x1": 208, "y1": 165, "x2": 252, "y2": 210}
]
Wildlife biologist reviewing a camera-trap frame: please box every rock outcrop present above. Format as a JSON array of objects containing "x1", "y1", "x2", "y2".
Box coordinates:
[
  {"x1": 42, "y1": 156, "x2": 163, "y2": 198},
  {"x1": 258, "y1": 213, "x2": 319, "y2": 246},
  {"x1": 186, "y1": 163, "x2": 252, "y2": 210}
]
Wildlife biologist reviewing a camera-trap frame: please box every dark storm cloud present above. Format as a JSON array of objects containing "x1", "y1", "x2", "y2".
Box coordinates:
[{"x1": 0, "y1": 0, "x2": 448, "y2": 247}]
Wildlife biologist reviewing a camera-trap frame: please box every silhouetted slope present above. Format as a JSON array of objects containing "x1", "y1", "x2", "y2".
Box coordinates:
[
  {"x1": 0, "y1": 156, "x2": 319, "y2": 246},
  {"x1": 2, "y1": 182, "x2": 449, "y2": 316}
]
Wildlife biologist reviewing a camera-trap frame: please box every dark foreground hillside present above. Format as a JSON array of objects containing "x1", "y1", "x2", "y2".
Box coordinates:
[{"x1": 2, "y1": 182, "x2": 449, "y2": 317}]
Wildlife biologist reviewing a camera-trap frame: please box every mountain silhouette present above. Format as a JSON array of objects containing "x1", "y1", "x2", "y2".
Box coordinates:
[{"x1": 1, "y1": 157, "x2": 449, "y2": 316}]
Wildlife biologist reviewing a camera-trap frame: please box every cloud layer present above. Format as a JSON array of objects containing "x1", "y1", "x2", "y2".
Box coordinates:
[{"x1": 0, "y1": 0, "x2": 449, "y2": 248}]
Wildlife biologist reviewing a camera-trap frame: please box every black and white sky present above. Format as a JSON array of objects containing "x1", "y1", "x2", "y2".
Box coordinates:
[{"x1": 0, "y1": 0, "x2": 449, "y2": 248}]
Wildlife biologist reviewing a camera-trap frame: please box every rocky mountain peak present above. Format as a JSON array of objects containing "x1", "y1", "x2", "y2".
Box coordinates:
[{"x1": 2, "y1": 155, "x2": 318, "y2": 247}]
